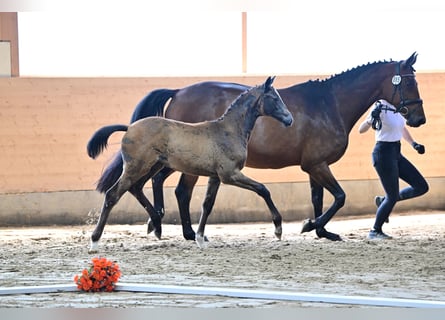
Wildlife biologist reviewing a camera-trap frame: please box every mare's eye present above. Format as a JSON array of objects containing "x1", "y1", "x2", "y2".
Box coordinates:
[{"x1": 404, "y1": 77, "x2": 416, "y2": 88}]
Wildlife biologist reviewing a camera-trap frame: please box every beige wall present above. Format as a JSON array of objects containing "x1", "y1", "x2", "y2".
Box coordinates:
[
  {"x1": 0, "y1": 74, "x2": 443, "y2": 225},
  {"x1": 1, "y1": 74, "x2": 443, "y2": 193}
]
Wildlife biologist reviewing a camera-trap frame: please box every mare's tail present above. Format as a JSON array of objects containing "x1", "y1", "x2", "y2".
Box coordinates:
[{"x1": 94, "y1": 89, "x2": 179, "y2": 193}]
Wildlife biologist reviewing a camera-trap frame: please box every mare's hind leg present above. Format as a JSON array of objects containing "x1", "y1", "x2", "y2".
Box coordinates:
[
  {"x1": 309, "y1": 177, "x2": 340, "y2": 240},
  {"x1": 196, "y1": 176, "x2": 220, "y2": 248},
  {"x1": 222, "y1": 171, "x2": 283, "y2": 240},
  {"x1": 147, "y1": 167, "x2": 176, "y2": 235},
  {"x1": 301, "y1": 164, "x2": 345, "y2": 241},
  {"x1": 175, "y1": 173, "x2": 200, "y2": 240},
  {"x1": 90, "y1": 177, "x2": 133, "y2": 253}
]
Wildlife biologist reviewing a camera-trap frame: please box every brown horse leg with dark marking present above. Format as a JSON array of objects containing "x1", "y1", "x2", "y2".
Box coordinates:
[
  {"x1": 148, "y1": 167, "x2": 175, "y2": 235},
  {"x1": 196, "y1": 176, "x2": 221, "y2": 248},
  {"x1": 301, "y1": 165, "x2": 345, "y2": 241},
  {"x1": 310, "y1": 176, "x2": 324, "y2": 219},
  {"x1": 223, "y1": 172, "x2": 283, "y2": 240},
  {"x1": 309, "y1": 176, "x2": 341, "y2": 240}
]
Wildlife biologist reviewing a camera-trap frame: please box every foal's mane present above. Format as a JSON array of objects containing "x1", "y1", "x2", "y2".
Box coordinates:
[{"x1": 217, "y1": 84, "x2": 260, "y2": 120}]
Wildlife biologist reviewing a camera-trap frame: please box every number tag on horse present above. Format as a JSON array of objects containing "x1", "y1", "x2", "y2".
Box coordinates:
[{"x1": 392, "y1": 75, "x2": 402, "y2": 85}]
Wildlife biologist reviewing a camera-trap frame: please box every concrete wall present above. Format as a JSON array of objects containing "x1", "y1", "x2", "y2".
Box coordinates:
[
  {"x1": 1, "y1": 178, "x2": 443, "y2": 227},
  {"x1": 0, "y1": 74, "x2": 444, "y2": 226}
]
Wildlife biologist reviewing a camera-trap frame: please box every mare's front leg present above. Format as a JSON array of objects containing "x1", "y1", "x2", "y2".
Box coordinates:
[
  {"x1": 309, "y1": 177, "x2": 340, "y2": 240},
  {"x1": 196, "y1": 176, "x2": 220, "y2": 248},
  {"x1": 301, "y1": 164, "x2": 345, "y2": 241},
  {"x1": 223, "y1": 171, "x2": 282, "y2": 240},
  {"x1": 150, "y1": 171, "x2": 200, "y2": 241}
]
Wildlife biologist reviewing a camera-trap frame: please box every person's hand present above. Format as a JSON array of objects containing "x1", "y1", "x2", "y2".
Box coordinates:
[{"x1": 412, "y1": 142, "x2": 425, "y2": 154}]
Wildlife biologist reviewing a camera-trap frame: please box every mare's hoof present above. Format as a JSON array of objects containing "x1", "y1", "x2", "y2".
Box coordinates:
[
  {"x1": 301, "y1": 219, "x2": 315, "y2": 234},
  {"x1": 195, "y1": 234, "x2": 207, "y2": 249},
  {"x1": 184, "y1": 231, "x2": 196, "y2": 241},
  {"x1": 316, "y1": 228, "x2": 342, "y2": 241}
]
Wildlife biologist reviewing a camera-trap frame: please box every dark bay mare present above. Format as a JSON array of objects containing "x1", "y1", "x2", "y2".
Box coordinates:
[
  {"x1": 87, "y1": 77, "x2": 293, "y2": 251},
  {"x1": 93, "y1": 52, "x2": 426, "y2": 242}
]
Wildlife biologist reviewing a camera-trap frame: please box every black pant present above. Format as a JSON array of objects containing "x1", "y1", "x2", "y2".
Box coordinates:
[{"x1": 371, "y1": 141, "x2": 429, "y2": 231}]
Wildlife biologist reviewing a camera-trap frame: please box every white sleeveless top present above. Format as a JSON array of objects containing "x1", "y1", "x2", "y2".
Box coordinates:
[{"x1": 366, "y1": 100, "x2": 405, "y2": 142}]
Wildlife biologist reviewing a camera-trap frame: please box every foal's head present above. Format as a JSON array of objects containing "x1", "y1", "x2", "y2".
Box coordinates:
[
  {"x1": 381, "y1": 52, "x2": 426, "y2": 127},
  {"x1": 256, "y1": 76, "x2": 293, "y2": 127}
]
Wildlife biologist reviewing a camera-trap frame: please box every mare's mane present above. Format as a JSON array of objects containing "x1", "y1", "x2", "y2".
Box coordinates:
[
  {"x1": 326, "y1": 59, "x2": 393, "y2": 82},
  {"x1": 287, "y1": 60, "x2": 395, "y2": 105}
]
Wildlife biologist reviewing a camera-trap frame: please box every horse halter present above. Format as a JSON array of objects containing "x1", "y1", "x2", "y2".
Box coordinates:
[{"x1": 389, "y1": 62, "x2": 423, "y2": 116}]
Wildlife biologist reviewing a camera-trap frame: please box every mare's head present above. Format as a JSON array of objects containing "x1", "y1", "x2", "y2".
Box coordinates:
[
  {"x1": 256, "y1": 76, "x2": 293, "y2": 127},
  {"x1": 381, "y1": 52, "x2": 425, "y2": 127}
]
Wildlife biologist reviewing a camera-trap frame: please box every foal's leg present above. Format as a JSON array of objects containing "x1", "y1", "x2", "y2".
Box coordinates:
[
  {"x1": 129, "y1": 164, "x2": 165, "y2": 239},
  {"x1": 90, "y1": 177, "x2": 133, "y2": 253},
  {"x1": 222, "y1": 171, "x2": 283, "y2": 240},
  {"x1": 195, "y1": 176, "x2": 220, "y2": 248},
  {"x1": 301, "y1": 163, "x2": 345, "y2": 241}
]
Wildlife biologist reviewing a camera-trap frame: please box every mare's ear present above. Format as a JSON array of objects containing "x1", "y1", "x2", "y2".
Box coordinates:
[
  {"x1": 403, "y1": 52, "x2": 418, "y2": 70},
  {"x1": 264, "y1": 76, "x2": 276, "y2": 92}
]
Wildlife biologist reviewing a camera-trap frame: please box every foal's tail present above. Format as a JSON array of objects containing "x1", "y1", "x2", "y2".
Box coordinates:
[
  {"x1": 87, "y1": 124, "x2": 128, "y2": 159},
  {"x1": 93, "y1": 88, "x2": 179, "y2": 193}
]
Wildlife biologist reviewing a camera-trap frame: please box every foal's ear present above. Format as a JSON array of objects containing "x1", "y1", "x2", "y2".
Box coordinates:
[{"x1": 264, "y1": 76, "x2": 276, "y2": 92}]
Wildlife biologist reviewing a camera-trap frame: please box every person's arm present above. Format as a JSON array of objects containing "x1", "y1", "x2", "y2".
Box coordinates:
[
  {"x1": 358, "y1": 118, "x2": 372, "y2": 133},
  {"x1": 403, "y1": 127, "x2": 425, "y2": 154},
  {"x1": 402, "y1": 126, "x2": 415, "y2": 144}
]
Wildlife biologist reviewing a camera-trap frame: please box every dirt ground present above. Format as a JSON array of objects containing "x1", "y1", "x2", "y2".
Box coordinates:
[{"x1": 0, "y1": 211, "x2": 444, "y2": 308}]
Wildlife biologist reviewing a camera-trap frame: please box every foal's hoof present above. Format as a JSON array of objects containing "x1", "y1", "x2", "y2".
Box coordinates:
[
  {"x1": 147, "y1": 220, "x2": 154, "y2": 234},
  {"x1": 195, "y1": 234, "x2": 207, "y2": 249},
  {"x1": 184, "y1": 230, "x2": 209, "y2": 242},
  {"x1": 301, "y1": 219, "x2": 315, "y2": 234},
  {"x1": 89, "y1": 240, "x2": 99, "y2": 254},
  {"x1": 316, "y1": 228, "x2": 342, "y2": 241},
  {"x1": 274, "y1": 226, "x2": 282, "y2": 240}
]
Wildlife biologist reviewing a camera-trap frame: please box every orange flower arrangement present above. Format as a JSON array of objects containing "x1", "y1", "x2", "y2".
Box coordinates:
[{"x1": 74, "y1": 257, "x2": 121, "y2": 292}]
